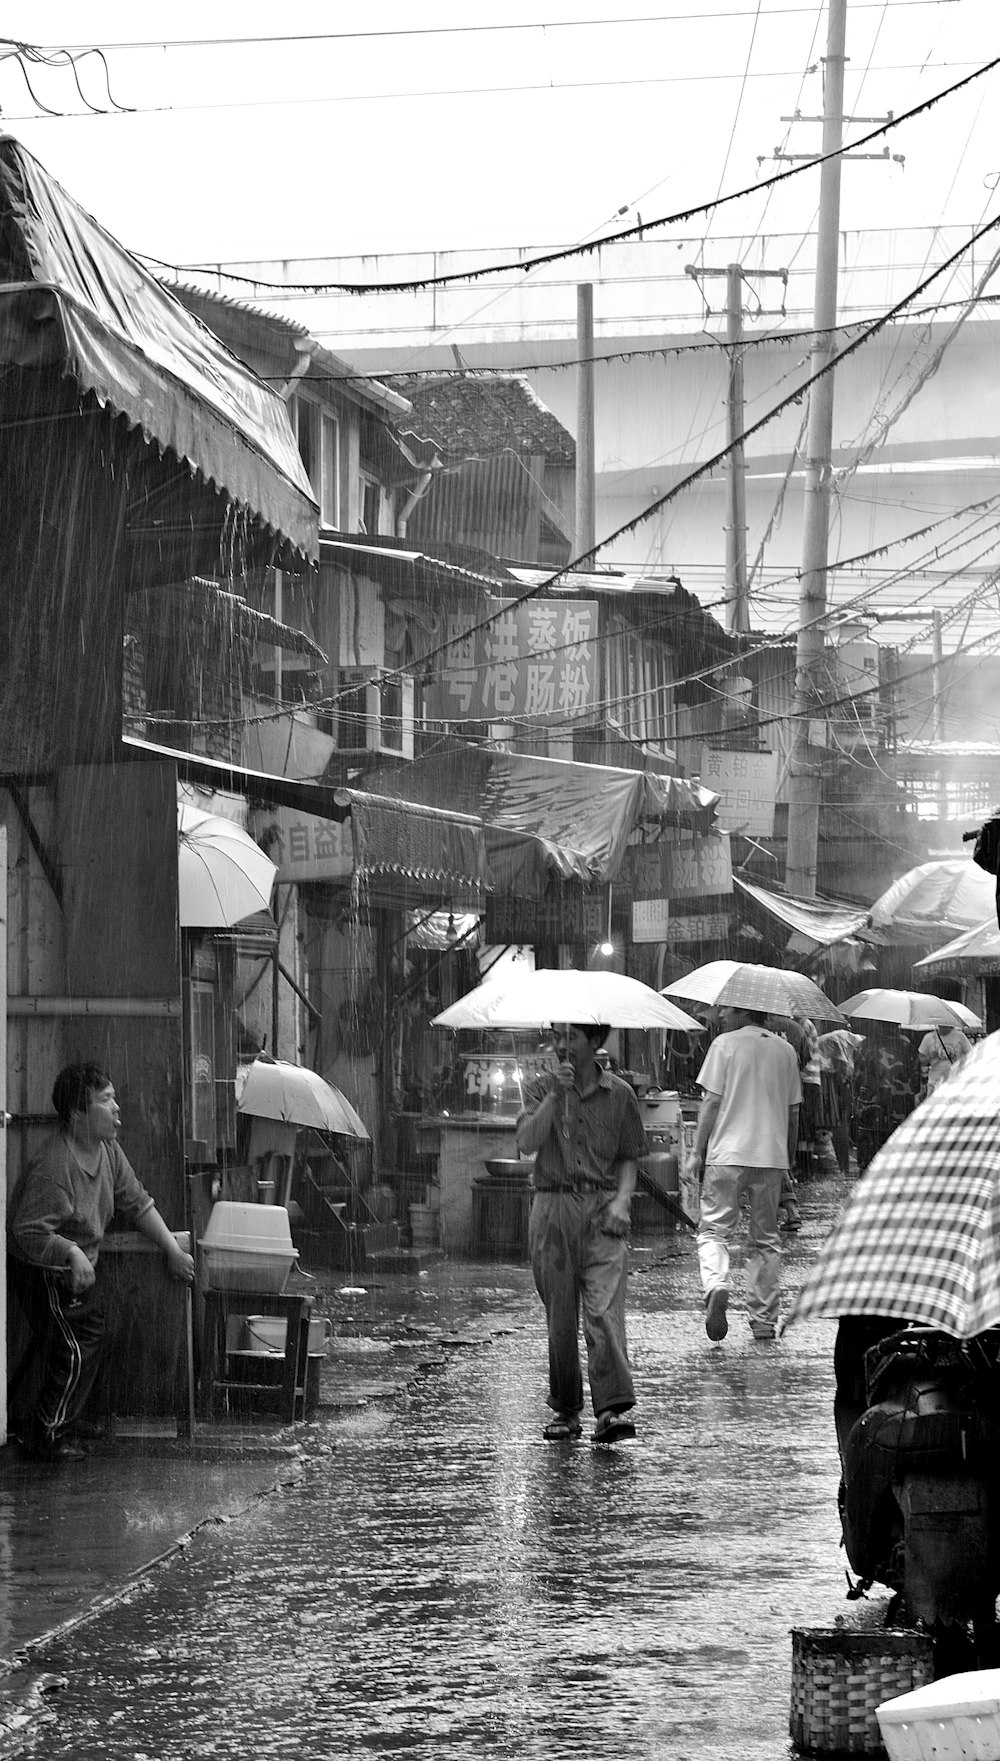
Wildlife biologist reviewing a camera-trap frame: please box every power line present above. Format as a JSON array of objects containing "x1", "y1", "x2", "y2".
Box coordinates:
[
  {"x1": 135, "y1": 56, "x2": 1000, "y2": 295},
  {"x1": 31, "y1": 6, "x2": 958, "y2": 55}
]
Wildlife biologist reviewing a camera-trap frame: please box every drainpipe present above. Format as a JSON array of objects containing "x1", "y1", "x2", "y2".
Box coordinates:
[
  {"x1": 279, "y1": 337, "x2": 316, "y2": 401},
  {"x1": 396, "y1": 459, "x2": 439, "y2": 538}
]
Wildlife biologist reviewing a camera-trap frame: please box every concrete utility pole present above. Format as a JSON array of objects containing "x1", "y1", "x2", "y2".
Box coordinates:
[
  {"x1": 784, "y1": 0, "x2": 848, "y2": 899},
  {"x1": 575, "y1": 283, "x2": 596, "y2": 561},
  {"x1": 932, "y1": 609, "x2": 948, "y2": 822},
  {"x1": 685, "y1": 262, "x2": 788, "y2": 633}
]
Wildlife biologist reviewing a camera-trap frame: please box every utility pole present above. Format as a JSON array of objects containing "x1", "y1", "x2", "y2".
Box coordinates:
[
  {"x1": 784, "y1": 0, "x2": 848, "y2": 899},
  {"x1": 932, "y1": 609, "x2": 947, "y2": 823},
  {"x1": 686, "y1": 261, "x2": 788, "y2": 634},
  {"x1": 575, "y1": 283, "x2": 595, "y2": 561}
]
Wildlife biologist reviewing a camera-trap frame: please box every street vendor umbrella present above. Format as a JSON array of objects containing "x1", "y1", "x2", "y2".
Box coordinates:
[
  {"x1": 838, "y1": 988, "x2": 970, "y2": 1031},
  {"x1": 178, "y1": 804, "x2": 276, "y2": 929},
  {"x1": 237, "y1": 1057, "x2": 370, "y2": 1137},
  {"x1": 432, "y1": 968, "x2": 701, "y2": 1032},
  {"x1": 661, "y1": 959, "x2": 845, "y2": 1023},
  {"x1": 784, "y1": 1032, "x2": 1000, "y2": 1339}
]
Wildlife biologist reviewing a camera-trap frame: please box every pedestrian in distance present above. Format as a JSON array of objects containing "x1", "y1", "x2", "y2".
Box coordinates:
[
  {"x1": 917, "y1": 1023, "x2": 973, "y2": 1096},
  {"x1": 7, "y1": 1062, "x2": 195, "y2": 1463},
  {"x1": 685, "y1": 1006, "x2": 802, "y2": 1343},
  {"x1": 516, "y1": 1023, "x2": 646, "y2": 1445}
]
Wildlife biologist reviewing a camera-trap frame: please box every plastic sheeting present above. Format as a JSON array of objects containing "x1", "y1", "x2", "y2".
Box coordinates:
[
  {"x1": 734, "y1": 878, "x2": 871, "y2": 948},
  {"x1": 0, "y1": 136, "x2": 318, "y2": 558},
  {"x1": 869, "y1": 860, "x2": 996, "y2": 936},
  {"x1": 366, "y1": 747, "x2": 718, "y2": 889}
]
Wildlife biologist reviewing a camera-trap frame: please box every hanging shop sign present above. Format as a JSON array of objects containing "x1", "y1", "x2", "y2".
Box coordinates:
[
  {"x1": 262, "y1": 806, "x2": 354, "y2": 882},
  {"x1": 631, "y1": 898, "x2": 671, "y2": 944},
  {"x1": 623, "y1": 831, "x2": 732, "y2": 926},
  {"x1": 426, "y1": 600, "x2": 599, "y2": 723},
  {"x1": 485, "y1": 886, "x2": 605, "y2": 945},
  {"x1": 699, "y1": 748, "x2": 779, "y2": 837},
  {"x1": 663, "y1": 911, "x2": 731, "y2": 944}
]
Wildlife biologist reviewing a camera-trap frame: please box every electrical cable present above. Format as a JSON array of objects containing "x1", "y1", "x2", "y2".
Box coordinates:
[{"x1": 134, "y1": 56, "x2": 1000, "y2": 296}]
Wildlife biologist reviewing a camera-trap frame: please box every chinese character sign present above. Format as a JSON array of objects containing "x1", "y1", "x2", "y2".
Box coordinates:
[
  {"x1": 427, "y1": 600, "x2": 599, "y2": 723},
  {"x1": 266, "y1": 806, "x2": 354, "y2": 882},
  {"x1": 699, "y1": 748, "x2": 779, "y2": 837}
]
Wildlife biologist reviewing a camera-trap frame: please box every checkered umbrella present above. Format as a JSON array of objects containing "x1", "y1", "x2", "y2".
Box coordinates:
[
  {"x1": 784, "y1": 1031, "x2": 1000, "y2": 1339},
  {"x1": 662, "y1": 959, "x2": 844, "y2": 1023}
]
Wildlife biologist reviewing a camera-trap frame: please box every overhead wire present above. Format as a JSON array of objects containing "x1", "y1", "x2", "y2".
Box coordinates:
[{"x1": 133, "y1": 56, "x2": 1000, "y2": 295}]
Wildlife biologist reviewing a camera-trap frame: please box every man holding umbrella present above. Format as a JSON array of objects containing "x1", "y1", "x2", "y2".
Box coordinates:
[
  {"x1": 687, "y1": 1006, "x2": 802, "y2": 1342},
  {"x1": 516, "y1": 1023, "x2": 647, "y2": 1444}
]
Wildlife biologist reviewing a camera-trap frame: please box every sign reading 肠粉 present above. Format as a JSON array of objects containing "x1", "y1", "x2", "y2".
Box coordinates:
[{"x1": 427, "y1": 600, "x2": 599, "y2": 722}]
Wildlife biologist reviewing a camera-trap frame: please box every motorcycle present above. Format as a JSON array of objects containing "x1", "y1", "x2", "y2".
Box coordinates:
[{"x1": 838, "y1": 1324, "x2": 1000, "y2": 1673}]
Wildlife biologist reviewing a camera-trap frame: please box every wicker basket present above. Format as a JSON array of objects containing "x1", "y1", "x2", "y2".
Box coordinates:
[{"x1": 790, "y1": 1628, "x2": 934, "y2": 1756}]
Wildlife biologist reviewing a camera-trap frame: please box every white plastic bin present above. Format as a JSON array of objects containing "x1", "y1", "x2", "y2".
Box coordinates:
[
  {"x1": 199, "y1": 1201, "x2": 298, "y2": 1293},
  {"x1": 241, "y1": 1314, "x2": 332, "y2": 1355},
  {"x1": 877, "y1": 1668, "x2": 1000, "y2": 1761}
]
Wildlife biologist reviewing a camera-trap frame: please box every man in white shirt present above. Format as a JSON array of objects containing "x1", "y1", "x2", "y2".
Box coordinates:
[
  {"x1": 917, "y1": 1024, "x2": 972, "y2": 1094},
  {"x1": 686, "y1": 1006, "x2": 802, "y2": 1342}
]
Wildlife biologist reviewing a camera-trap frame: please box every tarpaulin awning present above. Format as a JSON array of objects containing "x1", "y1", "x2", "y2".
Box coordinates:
[
  {"x1": 869, "y1": 860, "x2": 996, "y2": 939},
  {"x1": 0, "y1": 136, "x2": 318, "y2": 559},
  {"x1": 321, "y1": 537, "x2": 509, "y2": 597},
  {"x1": 124, "y1": 736, "x2": 489, "y2": 896},
  {"x1": 138, "y1": 579, "x2": 328, "y2": 660},
  {"x1": 365, "y1": 747, "x2": 718, "y2": 889},
  {"x1": 336, "y1": 789, "x2": 486, "y2": 889},
  {"x1": 913, "y1": 917, "x2": 1000, "y2": 975},
  {"x1": 734, "y1": 878, "x2": 871, "y2": 948}
]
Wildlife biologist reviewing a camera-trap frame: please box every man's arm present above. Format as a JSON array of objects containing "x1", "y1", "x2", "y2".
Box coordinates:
[
  {"x1": 136, "y1": 1206, "x2": 195, "y2": 1284},
  {"x1": 686, "y1": 1093, "x2": 721, "y2": 1178},
  {"x1": 787, "y1": 1102, "x2": 800, "y2": 1168},
  {"x1": 604, "y1": 1157, "x2": 638, "y2": 1232},
  {"x1": 515, "y1": 1072, "x2": 571, "y2": 1156}
]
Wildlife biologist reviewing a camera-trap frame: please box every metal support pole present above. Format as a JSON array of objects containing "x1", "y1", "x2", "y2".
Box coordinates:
[
  {"x1": 725, "y1": 263, "x2": 749, "y2": 634},
  {"x1": 932, "y1": 609, "x2": 947, "y2": 822},
  {"x1": 575, "y1": 283, "x2": 595, "y2": 561},
  {"x1": 784, "y1": 0, "x2": 848, "y2": 899}
]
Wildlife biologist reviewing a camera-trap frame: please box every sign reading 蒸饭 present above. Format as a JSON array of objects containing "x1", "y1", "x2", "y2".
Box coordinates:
[
  {"x1": 426, "y1": 600, "x2": 599, "y2": 723},
  {"x1": 699, "y1": 748, "x2": 779, "y2": 837}
]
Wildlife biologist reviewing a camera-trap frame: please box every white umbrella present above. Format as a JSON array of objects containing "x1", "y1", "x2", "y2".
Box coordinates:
[
  {"x1": 839, "y1": 989, "x2": 970, "y2": 1031},
  {"x1": 432, "y1": 968, "x2": 701, "y2": 1031},
  {"x1": 178, "y1": 804, "x2": 276, "y2": 928},
  {"x1": 662, "y1": 959, "x2": 845, "y2": 1023},
  {"x1": 236, "y1": 1058, "x2": 370, "y2": 1137}
]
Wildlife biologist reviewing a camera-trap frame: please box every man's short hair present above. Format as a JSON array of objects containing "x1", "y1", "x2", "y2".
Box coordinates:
[
  {"x1": 576, "y1": 1023, "x2": 611, "y2": 1048},
  {"x1": 52, "y1": 1063, "x2": 111, "y2": 1124}
]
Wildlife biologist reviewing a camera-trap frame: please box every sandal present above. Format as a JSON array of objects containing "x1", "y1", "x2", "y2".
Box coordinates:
[
  {"x1": 543, "y1": 1415, "x2": 582, "y2": 1441},
  {"x1": 592, "y1": 1410, "x2": 636, "y2": 1445}
]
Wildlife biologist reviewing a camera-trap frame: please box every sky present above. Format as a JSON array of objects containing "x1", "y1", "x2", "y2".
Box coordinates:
[{"x1": 1, "y1": 1, "x2": 996, "y2": 273}]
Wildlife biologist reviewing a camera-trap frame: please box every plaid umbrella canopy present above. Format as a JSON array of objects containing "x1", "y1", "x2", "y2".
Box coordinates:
[
  {"x1": 784, "y1": 1031, "x2": 1000, "y2": 1339},
  {"x1": 661, "y1": 959, "x2": 844, "y2": 1023}
]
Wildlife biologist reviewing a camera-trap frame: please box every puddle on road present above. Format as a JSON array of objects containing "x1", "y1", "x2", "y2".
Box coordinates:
[{"x1": 28, "y1": 1258, "x2": 847, "y2": 1761}]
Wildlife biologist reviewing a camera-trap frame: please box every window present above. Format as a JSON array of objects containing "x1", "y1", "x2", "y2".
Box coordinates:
[
  {"x1": 359, "y1": 473, "x2": 381, "y2": 536},
  {"x1": 320, "y1": 413, "x2": 339, "y2": 528},
  {"x1": 292, "y1": 400, "x2": 339, "y2": 527}
]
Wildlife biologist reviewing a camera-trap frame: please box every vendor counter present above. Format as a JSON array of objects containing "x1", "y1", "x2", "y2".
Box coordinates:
[{"x1": 421, "y1": 1115, "x2": 522, "y2": 1256}]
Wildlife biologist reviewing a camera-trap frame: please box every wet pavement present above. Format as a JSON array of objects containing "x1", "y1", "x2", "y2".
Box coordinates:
[{"x1": 0, "y1": 1173, "x2": 879, "y2": 1759}]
